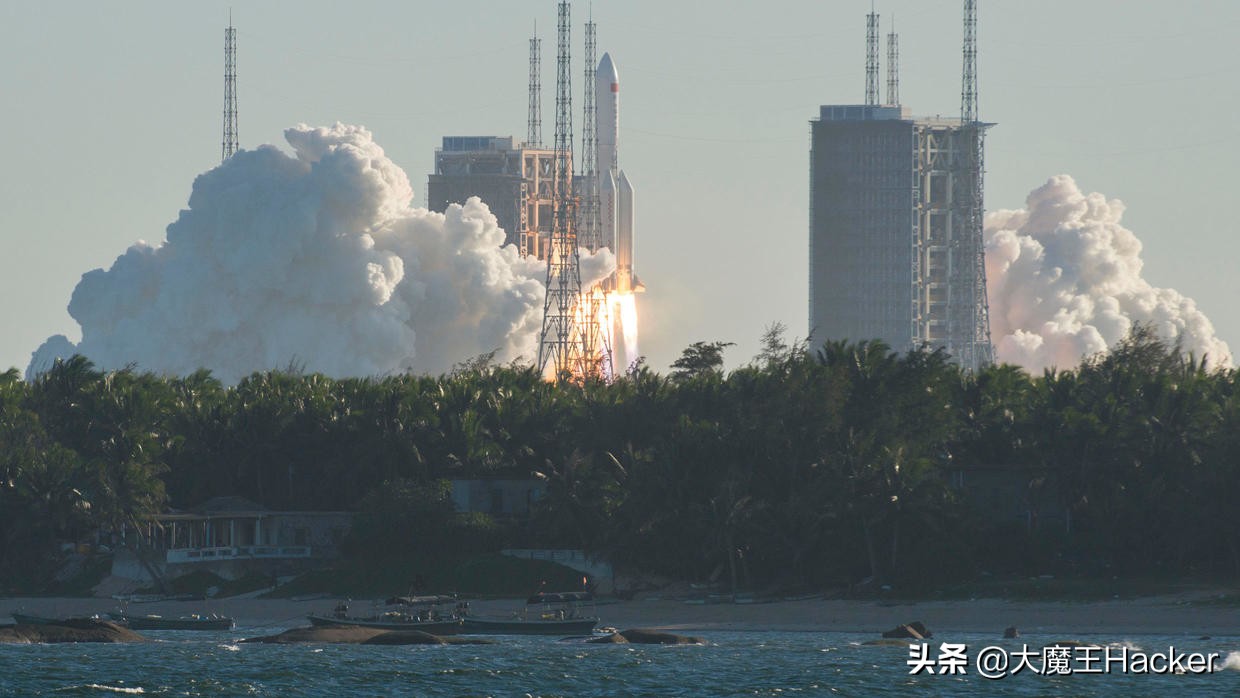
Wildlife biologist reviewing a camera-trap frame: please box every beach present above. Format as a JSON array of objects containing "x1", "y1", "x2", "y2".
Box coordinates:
[{"x1": 5, "y1": 591, "x2": 1238, "y2": 637}]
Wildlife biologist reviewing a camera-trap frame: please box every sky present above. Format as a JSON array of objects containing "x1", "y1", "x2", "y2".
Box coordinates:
[{"x1": 2, "y1": 1, "x2": 1238, "y2": 376}]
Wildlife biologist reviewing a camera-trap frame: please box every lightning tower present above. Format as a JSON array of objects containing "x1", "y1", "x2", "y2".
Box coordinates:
[
  {"x1": 579, "y1": 14, "x2": 599, "y2": 251},
  {"x1": 886, "y1": 21, "x2": 899, "y2": 106},
  {"x1": 528, "y1": 25, "x2": 542, "y2": 147},
  {"x1": 961, "y1": 0, "x2": 977, "y2": 123},
  {"x1": 955, "y1": 0, "x2": 993, "y2": 369},
  {"x1": 538, "y1": 1, "x2": 597, "y2": 379},
  {"x1": 222, "y1": 15, "x2": 238, "y2": 162},
  {"x1": 579, "y1": 11, "x2": 614, "y2": 376},
  {"x1": 864, "y1": 9, "x2": 879, "y2": 106}
]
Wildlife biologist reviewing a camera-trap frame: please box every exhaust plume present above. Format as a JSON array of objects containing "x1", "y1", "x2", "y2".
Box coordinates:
[
  {"x1": 28, "y1": 123, "x2": 614, "y2": 382},
  {"x1": 985, "y1": 175, "x2": 1231, "y2": 372}
]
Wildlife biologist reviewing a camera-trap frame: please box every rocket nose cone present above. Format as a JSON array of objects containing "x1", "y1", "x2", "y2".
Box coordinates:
[{"x1": 597, "y1": 52, "x2": 618, "y2": 82}]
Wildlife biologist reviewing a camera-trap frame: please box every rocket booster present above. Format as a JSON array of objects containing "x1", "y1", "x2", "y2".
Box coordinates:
[
  {"x1": 616, "y1": 170, "x2": 636, "y2": 294},
  {"x1": 595, "y1": 52, "x2": 642, "y2": 294}
]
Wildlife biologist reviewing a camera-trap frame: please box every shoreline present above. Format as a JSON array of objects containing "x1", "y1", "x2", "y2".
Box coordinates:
[{"x1": 4, "y1": 593, "x2": 1239, "y2": 637}]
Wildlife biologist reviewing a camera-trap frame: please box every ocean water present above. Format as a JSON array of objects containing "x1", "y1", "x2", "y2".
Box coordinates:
[{"x1": 2, "y1": 627, "x2": 1239, "y2": 697}]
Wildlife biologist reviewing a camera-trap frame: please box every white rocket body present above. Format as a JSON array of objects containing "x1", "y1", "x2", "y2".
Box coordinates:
[
  {"x1": 594, "y1": 52, "x2": 641, "y2": 294},
  {"x1": 596, "y1": 53, "x2": 619, "y2": 179}
]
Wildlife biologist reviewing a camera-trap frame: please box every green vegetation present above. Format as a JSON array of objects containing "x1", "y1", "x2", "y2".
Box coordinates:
[{"x1": 3, "y1": 323, "x2": 1239, "y2": 596}]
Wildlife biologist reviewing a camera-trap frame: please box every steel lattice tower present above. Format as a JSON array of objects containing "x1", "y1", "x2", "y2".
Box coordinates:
[
  {"x1": 864, "y1": 11, "x2": 879, "y2": 106},
  {"x1": 961, "y1": 0, "x2": 977, "y2": 123},
  {"x1": 222, "y1": 17, "x2": 238, "y2": 162},
  {"x1": 578, "y1": 13, "x2": 612, "y2": 377},
  {"x1": 528, "y1": 25, "x2": 542, "y2": 147},
  {"x1": 538, "y1": 1, "x2": 597, "y2": 380},
  {"x1": 886, "y1": 23, "x2": 899, "y2": 106},
  {"x1": 955, "y1": 0, "x2": 993, "y2": 370},
  {"x1": 579, "y1": 15, "x2": 599, "y2": 251}
]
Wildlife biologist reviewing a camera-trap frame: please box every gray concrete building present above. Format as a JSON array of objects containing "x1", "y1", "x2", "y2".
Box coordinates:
[
  {"x1": 809, "y1": 104, "x2": 992, "y2": 370},
  {"x1": 427, "y1": 136, "x2": 555, "y2": 259}
]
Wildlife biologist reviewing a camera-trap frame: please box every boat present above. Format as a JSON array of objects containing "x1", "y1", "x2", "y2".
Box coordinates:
[
  {"x1": 11, "y1": 612, "x2": 114, "y2": 626},
  {"x1": 461, "y1": 591, "x2": 599, "y2": 635},
  {"x1": 307, "y1": 595, "x2": 463, "y2": 635},
  {"x1": 110, "y1": 611, "x2": 235, "y2": 631}
]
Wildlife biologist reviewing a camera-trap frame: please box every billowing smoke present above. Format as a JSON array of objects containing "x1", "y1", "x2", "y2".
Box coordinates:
[
  {"x1": 986, "y1": 175, "x2": 1231, "y2": 372},
  {"x1": 29, "y1": 123, "x2": 614, "y2": 382}
]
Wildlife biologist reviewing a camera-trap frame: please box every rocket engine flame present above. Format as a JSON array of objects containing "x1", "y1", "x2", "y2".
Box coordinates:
[
  {"x1": 617, "y1": 292, "x2": 639, "y2": 373},
  {"x1": 604, "y1": 291, "x2": 640, "y2": 375}
]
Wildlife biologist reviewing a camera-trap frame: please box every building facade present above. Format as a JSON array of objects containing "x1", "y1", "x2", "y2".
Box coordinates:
[
  {"x1": 110, "y1": 496, "x2": 352, "y2": 583},
  {"x1": 809, "y1": 104, "x2": 992, "y2": 370},
  {"x1": 427, "y1": 136, "x2": 555, "y2": 259}
]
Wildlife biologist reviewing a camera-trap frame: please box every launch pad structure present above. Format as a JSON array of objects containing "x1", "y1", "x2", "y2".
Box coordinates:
[
  {"x1": 427, "y1": 1, "x2": 641, "y2": 381},
  {"x1": 537, "y1": 0, "x2": 598, "y2": 380},
  {"x1": 809, "y1": 1, "x2": 993, "y2": 372}
]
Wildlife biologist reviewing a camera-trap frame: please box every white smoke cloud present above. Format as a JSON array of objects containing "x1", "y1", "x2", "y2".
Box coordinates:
[
  {"x1": 28, "y1": 123, "x2": 614, "y2": 382},
  {"x1": 985, "y1": 175, "x2": 1231, "y2": 372}
]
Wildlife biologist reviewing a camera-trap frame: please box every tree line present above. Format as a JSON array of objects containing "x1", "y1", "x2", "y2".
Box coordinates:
[{"x1": 3, "y1": 324, "x2": 1239, "y2": 591}]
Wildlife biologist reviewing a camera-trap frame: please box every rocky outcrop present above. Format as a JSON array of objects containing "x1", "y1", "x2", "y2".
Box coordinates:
[
  {"x1": 241, "y1": 626, "x2": 492, "y2": 645},
  {"x1": 0, "y1": 619, "x2": 146, "y2": 644},
  {"x1": 618, "y1": 628, "x2": 704, "y2": 645},
  {"x1": 881, "y1": 621, "x2": 932, "y2": 640},
  {"x1": 585, "y1": 632, "x2": 629, "y2": 644},
  {"x1": 363, "y1": 630, "x2": 493, "y2": 646}
]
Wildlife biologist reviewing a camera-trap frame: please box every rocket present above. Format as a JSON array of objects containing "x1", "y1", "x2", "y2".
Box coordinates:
[{"x1": 595, "y1": 52, "x2": 642, "y2": 294}]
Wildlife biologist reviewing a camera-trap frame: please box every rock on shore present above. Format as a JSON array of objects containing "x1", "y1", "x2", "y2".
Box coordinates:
[
  {"x1": 0, "y1": 619, "x2": 146, "y2": 644},
  {"x1": 241, "y1": 626, "x2": 493, "y2": 645},
  {"x1": 617, "y1": 628, "x2": 704, "y2": 645}
]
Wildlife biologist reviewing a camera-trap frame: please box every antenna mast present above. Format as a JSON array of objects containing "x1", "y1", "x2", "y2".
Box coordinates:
[
  {"x1": 538, "y1": 1, "x2": 595, "y2": 380},
  {"x1": 528, "y1": 24, "x2": 542, "y2": 147},
  {"x1": 865, "y1": 9, "x2": 879, "y2": 106},
  {"x1": 886, "y1": 20, "x2": 899, "y2": 106},
  {"x1": 961, "y1": 0, "x2": 977, "y2": 123},
  {"x1": 222, "y1": 14, "x2": 238, "y2": 162}
]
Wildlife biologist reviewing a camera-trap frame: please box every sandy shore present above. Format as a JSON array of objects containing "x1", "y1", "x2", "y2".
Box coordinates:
[{"x1": 4, "y1": 592, "x2": 1239, "y2": 637}]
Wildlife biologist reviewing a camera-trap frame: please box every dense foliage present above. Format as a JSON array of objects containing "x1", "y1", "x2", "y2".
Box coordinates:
[{"x1": 3, "y1": 324, "x2": 1238, "y2": 592}]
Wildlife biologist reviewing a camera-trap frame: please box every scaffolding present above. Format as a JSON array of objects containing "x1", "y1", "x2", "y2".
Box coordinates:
[{"x1": 809, "y1": 106, "x2": 993, "y2": 373}]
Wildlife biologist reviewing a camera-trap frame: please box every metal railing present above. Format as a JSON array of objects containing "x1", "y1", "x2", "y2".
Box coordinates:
[{"x1": 166, "y1": 545, "x2": 311, "y2": 563}]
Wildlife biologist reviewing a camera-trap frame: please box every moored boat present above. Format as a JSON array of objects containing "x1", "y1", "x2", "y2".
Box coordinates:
[
  {"x1": 11, "y1": 612, "x2": 114, "y2": 626},
  {"x1": 307, "y1": 595, "x2": 463, "y2": 635},
  {"x1": 461, "y1": 591, "x2": 599, "y2": 635},
  {"x1": 111, "y1": 612, "x2": 234, "y2": 631}
]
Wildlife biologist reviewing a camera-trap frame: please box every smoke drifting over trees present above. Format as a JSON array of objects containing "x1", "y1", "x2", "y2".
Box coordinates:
[
  {"x1": 985, "y1": 175, "x2": 1231, "y2": 372},
  {"x1": 25, "y1": 126, "x2": 1228, "y2": 380},
  {"x1": 28, "y1": 124, "x2": 614, "y2": 382}
]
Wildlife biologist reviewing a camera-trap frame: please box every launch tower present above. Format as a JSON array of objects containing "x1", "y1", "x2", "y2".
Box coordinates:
[
  {"x1": 808, "y1": 3, "x2": 993, "y2": 372},
  {"x1": 537, "y1": 1, "x2": 597, "y2": 379}
]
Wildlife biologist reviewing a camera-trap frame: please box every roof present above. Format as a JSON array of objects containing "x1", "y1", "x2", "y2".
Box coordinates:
[
  {"x1": 526, "y1": 591, "x2": 593, "y2": 604},
  {"x1": 194, "y1": 496, "x2": 268, "y2": 514}
]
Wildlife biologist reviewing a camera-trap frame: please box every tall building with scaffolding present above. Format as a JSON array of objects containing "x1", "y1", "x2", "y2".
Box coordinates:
[
  {"x1": 808, "y1": 3, "x2": 992, "y2": 371},
  {"x1": 427, "y1": 136, "x2": 555, "y2": 259}
]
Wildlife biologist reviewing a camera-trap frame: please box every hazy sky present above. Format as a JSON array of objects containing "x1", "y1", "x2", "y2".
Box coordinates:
[{"x1": 2, "y1": 1, "x2": 1238, "y2": 375}]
